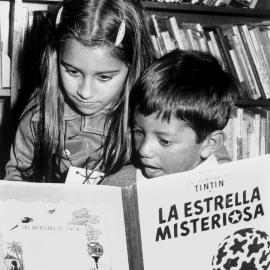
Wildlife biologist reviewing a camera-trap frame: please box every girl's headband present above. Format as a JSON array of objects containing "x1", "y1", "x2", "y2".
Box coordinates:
[
  {"x1": 115, "y1": 20, "x2": 126, "y2": 46},
  {"x1": 55, "y1": 6, "x2": 63, "y2": 26},
  {"x1": 55, "y1": 7, "x2": 125, "y2": 46}
]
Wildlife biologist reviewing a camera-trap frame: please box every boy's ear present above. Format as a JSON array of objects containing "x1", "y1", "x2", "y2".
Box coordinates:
[{"x1": 200, "y1": 130, "x2": 225, "y2": 159}]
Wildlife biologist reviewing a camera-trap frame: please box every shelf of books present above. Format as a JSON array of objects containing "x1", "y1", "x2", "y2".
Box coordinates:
[
  {"x1": 0, "y1": 1, "x2": 11, "y2": 93},
  {"x1": 141, "y1": 2, "x2": 270, "y2": 161},
  {"x1": 0, "y1": 0, "x2": 11, "y2": 132},
  {"x1": 143, "y1": 3, "x2": 270, "y2": 100}
]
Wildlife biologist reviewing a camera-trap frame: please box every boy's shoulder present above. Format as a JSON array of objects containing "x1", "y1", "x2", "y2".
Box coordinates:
[{"x1": 102, "y1": 165, "x2": 137, "y2": 187}]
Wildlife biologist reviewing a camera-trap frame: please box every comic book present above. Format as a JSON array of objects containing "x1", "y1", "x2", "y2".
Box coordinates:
[{"x1": 0, "y1": 154, "x2": 269, "y2": 270}]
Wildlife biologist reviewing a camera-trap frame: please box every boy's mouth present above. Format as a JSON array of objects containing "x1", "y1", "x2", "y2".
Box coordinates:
[
  {"x1": 140, "y1": 161, "x2": 159, "y2": 170},
  {"x1": 143, "y1": 166, "x2": 164, "y2": 178},
  {"x1": 141, "y1": 162, "x2": 163, "y2": 176}
]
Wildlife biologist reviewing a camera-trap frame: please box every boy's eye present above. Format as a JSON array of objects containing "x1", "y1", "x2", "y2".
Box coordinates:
[
  {"x1": 133, "y1": 128, "x2": 144, "y2": 137},
  {"x1": 159, "y1": 138, "x2": 173, "y2": 146}
]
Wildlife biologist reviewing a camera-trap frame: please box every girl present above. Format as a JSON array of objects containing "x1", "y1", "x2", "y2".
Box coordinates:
[{"x1": 5, "y1": 0, "x2": 156, "y2": 182}]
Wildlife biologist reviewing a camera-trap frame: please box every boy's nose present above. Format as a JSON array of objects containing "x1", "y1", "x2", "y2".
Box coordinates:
[{"x1": 138, "y1": 139, "x2": 155, "y2": 159}]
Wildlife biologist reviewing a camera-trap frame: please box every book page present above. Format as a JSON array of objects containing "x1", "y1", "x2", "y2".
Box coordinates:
[
  {"x1": 0, "y1": 182, "x2": 129, "y2": 270},
  {"x1": 136, "y1": 154, "x2": 270, "y2": 269}
]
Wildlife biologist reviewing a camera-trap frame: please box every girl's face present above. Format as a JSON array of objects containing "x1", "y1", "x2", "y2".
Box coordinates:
[{"x1": 59, "y1": 39, "x2": 129, "y2": 115}]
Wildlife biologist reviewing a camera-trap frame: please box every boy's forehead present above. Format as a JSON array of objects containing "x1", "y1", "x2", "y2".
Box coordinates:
[{"x1": 133, "y1": 109, "x2": 189, "y2": 132}]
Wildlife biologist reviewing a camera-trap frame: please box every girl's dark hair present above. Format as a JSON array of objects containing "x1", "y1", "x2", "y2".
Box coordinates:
[
  {"x1": 131, "y1": 49, "x2": 240, "y2": 143},
  {"x1": 24, "y1": 0, "x2": 156, "y2": 182}
]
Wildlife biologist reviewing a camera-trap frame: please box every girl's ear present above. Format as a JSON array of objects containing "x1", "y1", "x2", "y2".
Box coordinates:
[{"x1": 200, "y1": 130, "x2": 226, "y2": 159}]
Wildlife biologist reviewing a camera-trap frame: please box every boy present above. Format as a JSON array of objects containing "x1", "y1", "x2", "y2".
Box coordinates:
[{"x1": 104, "y1": 49, "x2": 239, "y2": 185}]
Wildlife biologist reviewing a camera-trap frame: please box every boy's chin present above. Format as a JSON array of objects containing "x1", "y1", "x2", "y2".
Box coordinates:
[{"x1": 142, "y1": 167, "x2": 165, "y2": 179}]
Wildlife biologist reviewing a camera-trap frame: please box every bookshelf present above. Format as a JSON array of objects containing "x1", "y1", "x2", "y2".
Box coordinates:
[
  {"x1": 142, "y1": 2, "x2": 270, "y2": 102},
  {"x1": 0, "y1": 0, "x2": 270, "y2": 176},
  {"x1": 0, "y1": 0, "x2": 61, "y2": 178},
  {"x1": 141, "y1": 1, "x2": 270, "y2": 161},
  {"x1": 3, "y1": 1, "x2": 270, "y2": 106}
]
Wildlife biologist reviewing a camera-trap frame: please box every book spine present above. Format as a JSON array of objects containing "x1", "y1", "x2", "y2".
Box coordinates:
[
  {"x1": 214, "y1": 26, "x2": 238, "y2": 76},
  {"x1": 231, "y1": 34, "x2": 257, "y2": 99},
  {"x1": 232, "y1": 26, "x2": 261, "y2": 99},
  {"x1": 160, "y1": 31, "x2": 175, "y2": 52},
  {"x1": 149, "y1": 14, "x2": 167, "y2": 55},
  {"x1": 266, "y1": 111, "x2": 270, "y2": 153},
  {"x1": 168, "y1": 17, "x2": 186, "y2": 50},
  {"x1": 150, "y1": 34, "x2": 162, "y2": 56},
  {"x1": 229, "y1": 49, "x2": 249, "y2": 96},
  {"x1": 236, "y1": 108, "x2": 244, "y2": 160},
  {"x1": 249, "y1": 28, "x2": 270, "y2": 98},
  {"x1": 122, "y1": 186, "x2": 144, "y2": 270},
  {"x1": 252, "y1": 27, "x2": 270, "y2": 91},
  {"x1": 240, "y1": 25, "x2": 269, "y2": 99},
  {"x1": 238, "y1": 25, "x2": 264, "y2": 99},
  {"x1": 260, "y1": 114, "x2": 266, "y2": 155},
  {"x1": 208, "y1": 31, "x2": 223, "y2": 64},
  {"x1": 253, "y1": 113, "x2": 261, "y2": 157}
]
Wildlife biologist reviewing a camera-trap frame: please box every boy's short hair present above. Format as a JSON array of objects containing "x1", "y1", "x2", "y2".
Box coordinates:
[{"x1": 131, "y1": 49, "x2": 240, "y2": 143}]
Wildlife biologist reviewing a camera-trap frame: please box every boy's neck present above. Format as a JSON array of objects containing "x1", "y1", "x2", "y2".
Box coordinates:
[{"x1": 193, "y1": 155, "x2": 218, "y2": 171}]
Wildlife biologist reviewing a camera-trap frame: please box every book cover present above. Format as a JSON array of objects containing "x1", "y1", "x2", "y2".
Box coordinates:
[{"x1": 1, "y1": 154, "x2": 270, "y2": 269}]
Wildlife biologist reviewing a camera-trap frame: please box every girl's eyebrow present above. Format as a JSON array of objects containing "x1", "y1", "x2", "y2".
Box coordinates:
[
  {"x1": 60, "y1": 60, "x2": 80, "y2": 70},
  {"x1": 60, "y1": 60, "x2": 121, "y2": 74}
]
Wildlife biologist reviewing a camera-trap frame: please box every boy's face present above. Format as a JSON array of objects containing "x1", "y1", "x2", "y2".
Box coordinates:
[{"x1": 133, "y1": 109, "x2": 205, "y2": 178}]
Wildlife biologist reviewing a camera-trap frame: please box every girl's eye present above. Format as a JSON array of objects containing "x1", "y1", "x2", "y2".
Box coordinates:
[
  {"x1": 98, "y1": 74, "x2": 113, "y2": 81},
  {"x1": 65, "y1": 68, "x2": 80, "y2": 76},
  {"x1": 159, "y1": 138, "x2": 173, "y2": 146}
]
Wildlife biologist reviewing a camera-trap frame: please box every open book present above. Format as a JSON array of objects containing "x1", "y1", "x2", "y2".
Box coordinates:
[{"x1": 0, "y1": 154, "x2": 269, "y2": 270}]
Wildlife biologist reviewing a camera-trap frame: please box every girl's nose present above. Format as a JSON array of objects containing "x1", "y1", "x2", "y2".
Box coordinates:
[{"x1": 77, "y1": 79, "x2": 93, "y2": 99}]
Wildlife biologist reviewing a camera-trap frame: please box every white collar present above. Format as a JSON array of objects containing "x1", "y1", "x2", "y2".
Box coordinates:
[{"x1": 136, "y1": 155, "x2": 218, "y2": 181}]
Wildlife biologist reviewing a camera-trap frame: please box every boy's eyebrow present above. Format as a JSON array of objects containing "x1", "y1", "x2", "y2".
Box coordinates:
[
  {"x1": 59, "y1": 60, "x2": 121, "y2": 74},
  {"x1": 155, "y1": 130, "x2": 174, "y2": 136}
]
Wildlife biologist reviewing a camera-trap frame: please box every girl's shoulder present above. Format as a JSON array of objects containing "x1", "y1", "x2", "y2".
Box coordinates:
[{"x1": 20, "y1": 90, "x2": 41, "y2": 123}]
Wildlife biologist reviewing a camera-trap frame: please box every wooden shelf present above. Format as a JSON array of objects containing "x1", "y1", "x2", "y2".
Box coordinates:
[
  {"x1": 142, "y1": 2, "x2": 270, "y2": 25},
  {"x1": 0, "y1": 89, "x2": 11, "y2": 97},
  {"x1": 22, "y1": 0, "x2": 62, "y2": 3},
  {"x1": 142, "y1": 2, "x2": 270, "y2": 18},
  {"x1": 236, "y1": 99, "x2": 270, "y2": 107}
]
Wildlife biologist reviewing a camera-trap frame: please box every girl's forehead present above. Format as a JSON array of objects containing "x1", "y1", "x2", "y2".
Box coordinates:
[
  {"x1": 59, "y1": 39, "x2": 126, "y2": 70},
  {"x1": 60, "y1": 39, "x2": 113, "y2": 58}
]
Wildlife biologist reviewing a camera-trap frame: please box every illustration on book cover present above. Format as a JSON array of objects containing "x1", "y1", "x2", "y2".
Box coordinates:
[{"x1": 0, "y1": 197, "x2": 113, "y2": 270}]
